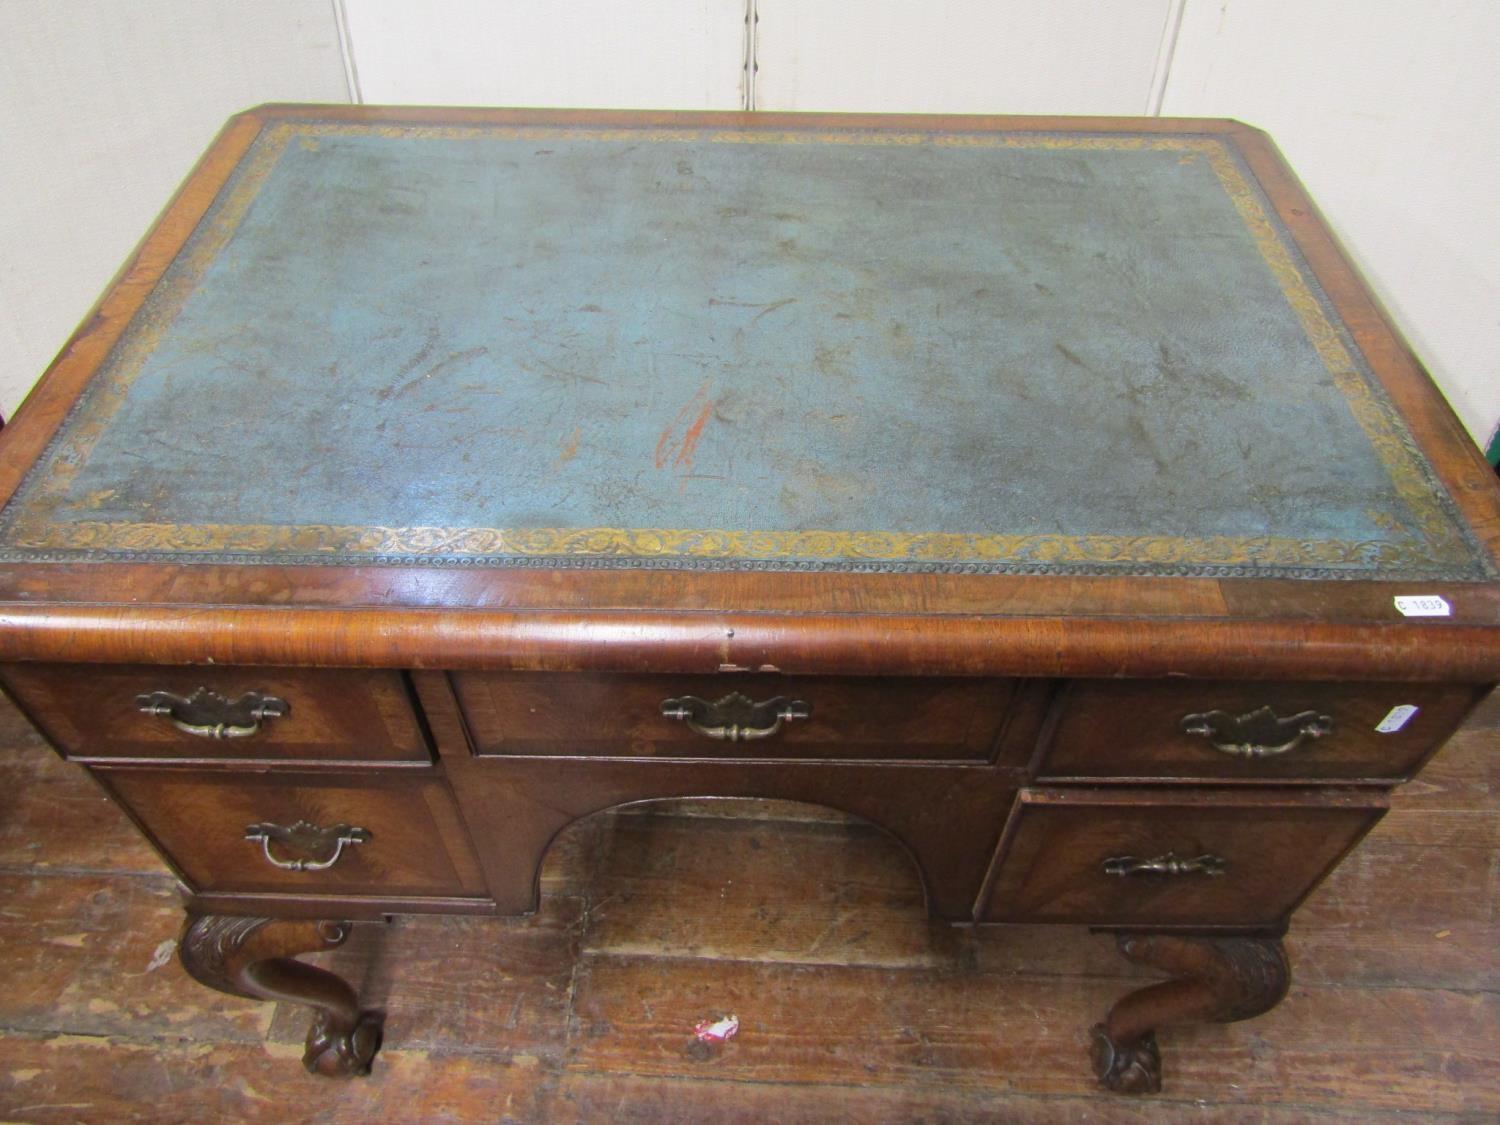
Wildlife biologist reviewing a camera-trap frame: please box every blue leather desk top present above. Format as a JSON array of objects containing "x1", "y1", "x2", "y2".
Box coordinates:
[{"x1": 0, "y1": 119, "x2": 1487, "y2": 580}]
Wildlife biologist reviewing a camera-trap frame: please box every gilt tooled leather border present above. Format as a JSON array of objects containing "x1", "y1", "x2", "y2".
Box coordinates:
[{"x1": 0, "y1": 121, "x2": 1490, "y2": 581}]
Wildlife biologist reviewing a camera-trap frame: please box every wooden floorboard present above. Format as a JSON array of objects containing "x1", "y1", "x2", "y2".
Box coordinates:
[{"x1": 0, "y1": 695, "x2": 1494, "y2": 1121}]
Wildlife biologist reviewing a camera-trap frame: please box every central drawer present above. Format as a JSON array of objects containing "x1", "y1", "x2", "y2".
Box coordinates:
[{"x1": 451, "y1": 672, "x2": 1024, "y2": 762}]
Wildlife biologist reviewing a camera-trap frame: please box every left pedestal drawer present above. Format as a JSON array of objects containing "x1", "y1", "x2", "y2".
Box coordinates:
[
  {"x1": 2, "y1": 664, "x2": 432, "y2": 764},
  {"x1": 95, "y1": 769, "x2": 488, "y2": 898}
]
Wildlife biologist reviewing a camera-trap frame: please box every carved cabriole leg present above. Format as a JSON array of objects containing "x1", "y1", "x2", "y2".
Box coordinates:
[
  {"x1": 178, "y1": 914, "x2": 382, "y2": 1078},
  {"x1": 1090, "y1": 933, "x2": 1290, "y2": 1094}
]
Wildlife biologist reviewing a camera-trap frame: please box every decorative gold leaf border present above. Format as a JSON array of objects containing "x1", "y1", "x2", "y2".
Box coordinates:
[
  {"x1": 0, "y1": 121, "x2": 1481, "y2": 575},
  {"x1": 17, "y1": 520, "x2": 1449, "y2": 572}
]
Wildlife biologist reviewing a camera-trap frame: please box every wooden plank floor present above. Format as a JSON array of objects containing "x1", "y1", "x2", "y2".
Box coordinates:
[{"x1": 0, "y1": 692, "x2": 1495, "y2": 1123}]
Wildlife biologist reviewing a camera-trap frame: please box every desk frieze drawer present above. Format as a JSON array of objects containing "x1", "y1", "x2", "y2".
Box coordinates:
[
  {"x1": 452, "y1": 671, "x2": 1029, "y2": 762},
  {"x1": 2, "y1": 664, "x2": 432, "y2": 765},
  {"x1": 1036, "y1": 680, "x2": 1486, "y2": 782},
  {"x1": 978, "y1": 787, "x2": 1386, "y2": 927},
  {"x1": 95, "y1": 769, "x2": 487, "y2": 898}
]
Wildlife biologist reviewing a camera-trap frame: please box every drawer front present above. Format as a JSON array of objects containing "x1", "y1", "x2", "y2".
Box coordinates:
[
  {"x1": 979, "y1": 787, "x2": 1385, "y2": 927},
  {"x1": 1037, "y1": 680, "x2": 1485, "y2": 782},
  {"x1": 99, "y1": 769, "x2": 486, "y2": 897},
  {"x1": 451, "y1": 672, "x2": 1022, "y2": 762},
  {"x1": 3, "y1": 664, "x2": 432, "y2": 764}
]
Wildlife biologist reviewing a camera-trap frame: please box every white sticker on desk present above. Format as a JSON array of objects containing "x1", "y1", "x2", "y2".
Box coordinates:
[
  {"x1": 1376, "y1": 704, "x2": 1419, "y2": 733},
  {"x1": 1393, "y1": 595, "x2": 1451, "y2": 617}
]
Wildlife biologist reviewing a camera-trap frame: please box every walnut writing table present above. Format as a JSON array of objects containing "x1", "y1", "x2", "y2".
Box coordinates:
[{"x1": 0, "y1": 106, "x2": 1496, "y2": 1094}]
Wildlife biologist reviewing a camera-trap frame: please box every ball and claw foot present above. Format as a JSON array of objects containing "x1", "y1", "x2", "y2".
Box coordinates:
[
  {"x1": 179, "y1": 914, "x2": 383, "y2": 1079},
  {"x1": 305, "y1": 1008, "x2": 384, "y2": 1077},
  {"x1": 1090, "y1": 1023, "x2": 1162, "y2": 1094},
  {"x1": 1090, "y1": 933, "x2": 1289, "y2": 1095}
]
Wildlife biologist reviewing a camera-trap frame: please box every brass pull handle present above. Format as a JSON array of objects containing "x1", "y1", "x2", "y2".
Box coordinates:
[
  {"x1": 244, "y1": 820, "x2": 370, "y2": 872},
  {"x1": 1179, "y1": 706, "x2": 1333, "y2": 759},
  {"x1": 137, "y1": 687, "x2": 288, "y2": 740},
  {"x1": 659, "y1": 692, "x2": 811, "y2": 742},
  {"x1": 1102, "y1": 852, "x2": 1227, "y2": 878}
]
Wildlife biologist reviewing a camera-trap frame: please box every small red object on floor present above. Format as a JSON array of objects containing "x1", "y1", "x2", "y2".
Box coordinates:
[{"x1": 693, "y1": 1015, "x2": 739, "y2": 1043}]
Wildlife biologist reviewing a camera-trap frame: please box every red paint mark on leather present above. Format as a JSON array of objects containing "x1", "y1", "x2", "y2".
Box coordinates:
[
  {"x1": 674, "y1": 400, "x2": 714, "y2": 469},
  {"x1": 655, "y1": 384, "x2": 714, "y2": 470}
]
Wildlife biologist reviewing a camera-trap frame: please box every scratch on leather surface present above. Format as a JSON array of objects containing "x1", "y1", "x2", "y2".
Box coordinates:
[{"x1": 0, "y1": 120, "x2": 1488, "y2": 580}]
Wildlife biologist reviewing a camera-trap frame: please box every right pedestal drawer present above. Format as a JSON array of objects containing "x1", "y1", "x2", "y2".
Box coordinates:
[
  {"x1": 1034, "y1": 681, "x2": 1487, "y2": 782},
  {"x1": 978, "y1": 788, "x2": 1387, "y2": 927}
]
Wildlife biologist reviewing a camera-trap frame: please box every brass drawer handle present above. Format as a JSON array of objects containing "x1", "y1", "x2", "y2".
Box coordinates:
[
  {"x1": 659, "y1": 692, "x2": 811, "y2": 742},
  {"x1": 1102, "y1": 852, "x2": 1227, "y2": 878},
  {"x1": 136, "y1": 687, "x2": 289, "y2": 740},
  {"x1": 245, "y1": 820, "x2": 370, "y2": 872},
  {"x1": 1179, "y1": 706, "x2": 1333, "y2": 759}
]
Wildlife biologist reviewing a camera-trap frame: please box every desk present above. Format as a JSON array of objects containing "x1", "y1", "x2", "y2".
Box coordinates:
[{"x1": 0, "y1": 106, "x2": 1496, "y2": 1094}]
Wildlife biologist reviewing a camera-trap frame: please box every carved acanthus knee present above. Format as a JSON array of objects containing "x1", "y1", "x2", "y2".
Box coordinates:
[
  {"x1": 178, "y1": 914, "x2": 382, "y2": 1078},
  {"x1": 1091, "y1": 933, "x2": 1290, "y2": 1094}
]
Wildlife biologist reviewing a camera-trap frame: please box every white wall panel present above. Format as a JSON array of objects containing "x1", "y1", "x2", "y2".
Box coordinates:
[
  {"x1": 1163, "y1": 0, "x2": 1500, "y2": 446},
  {"x1": 342, "y1": 0, "x2": 744, "y2": 109},
  {"x1": 0, "y1": 0, "x2": 350, "y2": 418},
  {"x1": 753, "y1": 0, "x2": 1175, "y2": 115}
]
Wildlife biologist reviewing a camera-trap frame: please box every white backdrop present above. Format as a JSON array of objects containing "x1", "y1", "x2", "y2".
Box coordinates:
[{"x1": 2, "y1": 0, "x2": 1495, "y2": 452}]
